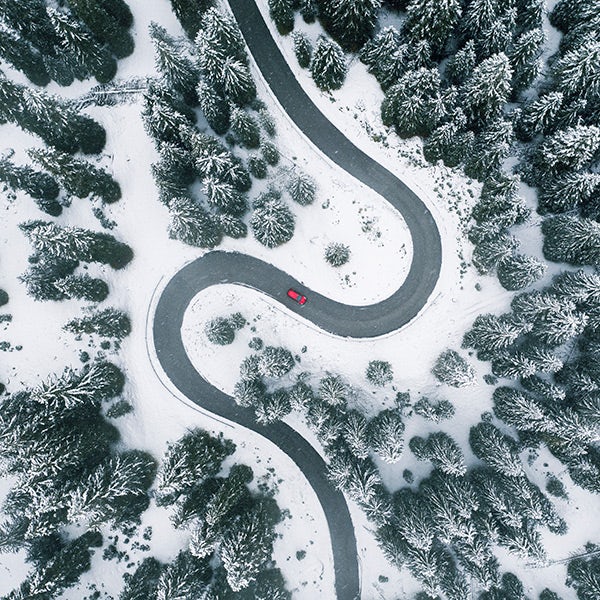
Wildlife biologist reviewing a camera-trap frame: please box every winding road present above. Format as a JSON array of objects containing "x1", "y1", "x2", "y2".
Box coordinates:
[{"x1": 152, "y1": 2, "x2": 442, "y2": 599}]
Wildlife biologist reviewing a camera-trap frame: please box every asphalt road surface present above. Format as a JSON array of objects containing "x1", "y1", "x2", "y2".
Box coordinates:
[{"x1": 153, "y1": 3, "x2": 443, "y2": 599}]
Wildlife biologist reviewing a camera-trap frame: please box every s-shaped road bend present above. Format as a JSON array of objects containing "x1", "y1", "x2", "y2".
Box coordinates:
[{"x1": 152, "y1": 2, "x2": 442, "y2": 599}]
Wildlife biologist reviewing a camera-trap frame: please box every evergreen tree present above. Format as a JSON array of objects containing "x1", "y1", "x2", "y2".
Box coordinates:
[
  {"x1": 317, "y1": 0, "x2": 381, "y2": 52},
  {"x1": 293, "y1": 31, "x2": 313, "y2": 69},
  {"x1": 462, "y1": 52, "x2": 513, "y2": 127},
  {"x1": 261, "y1": 140, "x2": 280, "y2": 166},
  {"x1": 205, "y1": 316, "x2": 236, "y2": 345},
  {"x1": 20, "y1": 220, "x2": 133, "y2": 269},
  {"x1": 464, "y1": 118, "x2": 514, "y2": 180},
  {"x1": 300, "y1": 0, "x2": 319, "y2": 23},
  {"x1": 0, "y1": 28, "x2": 50, "y2": 86},
  {"x1": 446, "y1": 40, "x2": 477, "y2": 86},
  {"x1": 509, "y1": 28, "x2": 544, "y2": 92},
  {"x1": 551, "y1": 42, "x2": 600, "y2": 103},
  {"x1": 259, "y1": 346, "x2": 295, "y2": 378},
  {"x1": 202, "y1": 177, "x2": 246, "y2": 215},
  {"x1": 461, "y1": 0, "x2": 502, "y2": 41},
  {"x1": 149, "y1": 22, "x2": 200, "y2": 105},
  {"x1": 197, "y1": 79, "x2": 230, "y2": 135},
  {"x1": 286, "y1": 171, "x2": 316, "y2": 205},
  {"x1": 342, "y1": 409, "x2": 370, "y2": 459},
  {"x1": 325, "y1": 242, "x2": 350, "y2": 266},
  {"x1": 469, "y1": 422, "x2": 523, "y2": 477},
  {"x1": 410, "y1": 432, "x2": 466, "y2": 476},
  {"x1": 220, "y1": 57, "x2": 257, "y2": 106},
  {"x1": 319, "y1": 374, "x2": 347, "y2": 406},
  {"x1": 493, "y1": 387, "x2": 554, "y2": 433},
  {"x1": 156, "y1": 428, "x2": 235, "y2": 506},
  {"x1": 48, "y1": 8, "x2": 117, "y2": 83},
  {"x1": 169, "y1": 0, "x2": 214, "y2": 38},
  {"x1": 463, "y1": 313, "x2": 523, "y2": 360},
  {"x1": 381, "y1": 67, "x2": 445, "y2": 137},
  {"x1": 368, "y1": 409, "x2": 405, "y2": 462},
  {"x1": 0, "y1": 157, "x2": 61, "y2": 216},
  {"x1": 54, "y1": 274, "x2": 109, "y2": 302},
  {"x1": 432, "y1": 349, "x2": 476, "y2": 387},
  {"x1": 251, "y1": 197, "x2": 295, "y2": 247},
  {"x1": 413, "y1": 396, "x2": 455, "y2": 422},
  {"x1": 542, "y1": 215, "x2": 600, "y2": 266},
  {"x1": 471, "y1": 228, "x2": 520, "y2": 274},
  {"x1": 514, "y1": 92, "x2": 563, "y2": 141},
  {"x1": 536, "y1": 125, "x2": 600, "y2": 174},
  {"x1": 119, "y1": 557, "x2": 163, "y2": 600},
  {"x1": 231, "y1": 107, "x2": 261, "y2": 148},
  {"x1": 403, "y1": 0, "x2": 462, "y2": 57},
  {"x1": 64, "y1": 307, "x2": 131, "y2": 339},
  {"x1": 269, "y1": 0, "x2": 295, "y2": 35},
  {"x1": 67, "y1": 0, "x2": 135, "y2": 59},
  {"x1": 154, "y1": 551, "x2": 211, "y2": 599},
  {"x1": 310, "y1": 35, "x2": 347, "y2": 91},
  {"x1": 29, "y1": 147, "x2": 121, "y2": 203},
  {"x1": 497, "y1": 254, "x2": 545, "y2": 290},
  {"x1": 366, "y1": 360, "x2": 393, "y2": 386},
  {"x1": 168, "y1": 196, "x2": 223, "y2": 248},
  {"x1": 538, "y1": 172, "x2": 600, "y2": 215},
  {"x1": 424, "y1": 110, "x2": 474, "y2": 167}
]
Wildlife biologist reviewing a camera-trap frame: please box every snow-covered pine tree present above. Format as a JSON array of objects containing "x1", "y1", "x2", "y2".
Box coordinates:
[
  {"x1": 464, "y1": 117, "x2": 514, "y2": 180},
  {"x1": 542, "y1": 215, "x2": 600, "y2": 266},
  {"x1": 29, "y1": 147, "x2": 121, "y2": 203},
  {"x1": 493, "y1": 386, "x2": 554, "y2": 433},
  {"x1": 445, "y1": 40, "x2": 477, "y2": 86},
  {"x1": 168, "y1": 196, "x2": 223, "y2": 248},
  {"x1": 269, "y1": 0, "x2": 295, "y2": 35},
  {"x1": 255, "y1": 389, "x2": 292, "y2": 424},
  {"x1": 551, "y1": 269, "x2": 600, "y2": 305},
  {"x1": 169, "y1": 0, "x2": 214, "y2": 38},
  {"x1": 324, "y1": 242, "x2": 350, "y2": 266},
  {"x1": 514, "y1": 91, "x2": 563, "y2": 141},
  {"x1": 259, "y1": 346, "x2": 295, "y2": 378},
  {"x1": 67, "y1": 0, "x2": 134, "y2": 59},
  {"x1": 197, "y1": 79, "x2": 230, "y2": 135},
  {"x1": 20, "y1": 220, "x2": 133, "y2": 269},
  {"x1": 64, "y1": 307, "x2": 131, "y2": 339},
  {"x1": 381, "y1": 67, "x2": 443, "y2": 137},
  {"x1": 410, "y1": 432, "x2": 467, "y2": 476},
  {"x1": 54, "y1": 274, "x2": 109, "y2": 302},
  {"x1": 536, "y1": 125, "x2": 600, "y2": 175},
  {"x1": 67, "y1": 450, "x2": 156, "y2": 526},
  {"x1": 155, "y1": 428, "x2": 235, "y2": 506},
  {"x1": 310, "y1": 35, "x2": 347, "y2": 91},
  {"x1": 342, "y1": 409, "x2": 370, "y2": 459},
  {"x1": 205, "y1": 316, "x2": 236, "y2": 345},
  {"x1": 366, "y1": 360, "x2": 393, "y2": 386},
  {"x1": 471, "y1": 228, "x2": 520, "y2": 274},
  {"x1": 469, "y1": 422, "x2": 523, "y2": 477},
  {"x1": 462, "y1": 52, "x2": 513, "y2": 128},
  {"x1": 318, "y1": 0, "x2": 381, "y2": 51},
  {"x1": 300, "y1": 0, "x2": 319, "y2": 23},
  {"x1": 509, "y1": 28, "x2": 544, "y2": 92},
  {"x1": 47, "y1": 7, "x2": 117, "y2": 83},
  {"x1": 496, "y1": 254, "x2": 545, "y2": 291},
  {"x1": 432, "y1": 349, "x2": 476, "y2": 387},
  {"x1": 368, "y1": 408, "x2": 405, "y2": 462},
  {"x1": 202, "y1": 177, "x2": 246, "y2": 215},
  {"x1": 286, "y1": 170, "x2": 316, "y2": 205},
  {"x1": 0, "y1": 27, "x2": 50, "y2": 86},
  {"x1": 463, "y1": 313, "x2": 523, "y2": 359},
  {"x1": 461, "y1": 0, "x2": 502, "y2": 41},
  {"x1": 551, "y1": 41, "x2": 600, "y2": 103},
  {"x1": 318, "y1": 374, "x2": 347, "y2": 406},
  {"x1": 220, "y1": 504, "x2": 277, "y2": 592},
  {"x1": 413, "y1": 396, "x2": 455, "y2": 422},
  {"x1": 251, "y1": 197, "x2": 295, "y2": 247},
  {"x1": 230, "y1": 107, "x2": 261, "y2": 148},
  {"x1": 423, "y1": 109, "x2": 474, "y2": 167},
  {"x1": 293, "y1": 31, "x2": 313, "y2": 69},
  {"x1": 0, "y1": 157, "x2": 61, "y2": 215},
  {"x1": 118, "y1": 557, "x2": 163, "y2": 600},
  {"x1": 538, "y1": 172, "x2": 600, "y2": 215},
  {"x1": 403, "y1": 0, "x2": 462, "y2": 57},
  {"x1": 149, "y1": 22, "x2": 200, "y2": 105},
  {"x1": 154, "y1": 551, "x2": 211, "y2": 599}
]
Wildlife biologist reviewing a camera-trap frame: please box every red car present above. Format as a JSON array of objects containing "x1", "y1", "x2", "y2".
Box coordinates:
[{"x1": 287, "y1": 288, "x2": 307, "y2": 305}]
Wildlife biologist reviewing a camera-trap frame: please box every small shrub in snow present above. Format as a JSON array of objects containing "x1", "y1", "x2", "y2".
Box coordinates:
[
  {"x1": 261, "y1": 141, "x2": 280, "y2": 166},
  {"x1": 248, "y1": 337, "x2": 263, "y2": 351},
  {"x1": 546, "y1": 476, "x2": 568, "y2": 499},
  {"x1": 248, "y1": 155, "x2": 268, "y2": 179},
  {"x1": 432, "y1": 349, "x2": 476, "y2": 388},
  {"x1": 366, "y1": 360, "x2": 393, "y2": 386},
  {"x1": 0, "y1": 289, "x2": 7, "y2": 307},
  {"x1": 325, "y1": 242, "x2": 350, "y2": 267}
]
